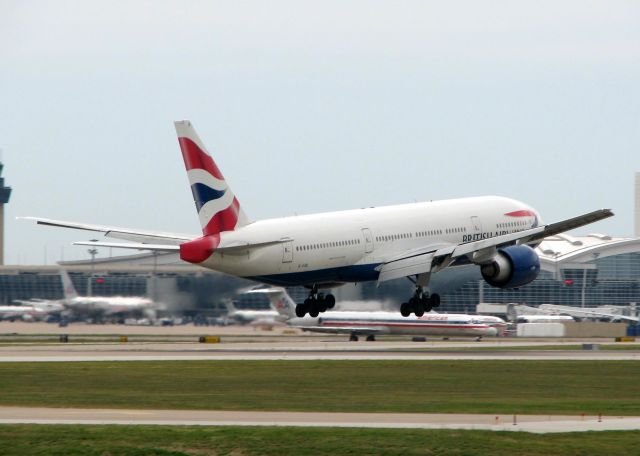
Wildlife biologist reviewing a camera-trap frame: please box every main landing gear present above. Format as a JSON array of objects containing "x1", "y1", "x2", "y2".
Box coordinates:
[
  {"x1": 400, "y1": 287, "x2": 440, "y2": 317},
  {"x1": 295, "y1": 286, "x2": 336, "y2": 318}
]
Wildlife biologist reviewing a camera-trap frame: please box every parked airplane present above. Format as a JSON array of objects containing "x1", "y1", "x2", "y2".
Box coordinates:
[
  {"x1": 260, "y1": 287, "x2": 502, "y2": 341},
  {"x1": 17, "y1": 270, "x2": 155, "y2": 321},
  {"x1": 223, "y1": 297, "x2": 284, "y2": 326},
  {"x1": 514, "y1": 315, "x2": 575, "y2": 323},
  {"x1": 0, "y1": 305, "x2": 38, "y2": 321},
  {"x1": 24, "y1": 121, "x2": 613, "y2": 319}
]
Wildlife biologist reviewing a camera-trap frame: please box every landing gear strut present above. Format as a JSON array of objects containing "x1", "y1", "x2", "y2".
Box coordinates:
[
  {"x1": 295, "y1": 285, "x2": 336, "y2": 317},
  {"x1": 400, "y1": 286, "x2": 440, "y2": 317}
]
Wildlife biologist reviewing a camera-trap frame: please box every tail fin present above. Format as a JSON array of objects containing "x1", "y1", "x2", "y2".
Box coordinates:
[
  {"x1": 223, "y1": 299, "x2": 238, "y2": 314},
  {"x1": 175, "y1": 120, "x2": 250, "y2": 236},
  {"x1": 263, "y1": 288, "x2": 298, "y2": 319},
  {"x1": 60, "y1": 270, "x2": 79, "y2": 300}
]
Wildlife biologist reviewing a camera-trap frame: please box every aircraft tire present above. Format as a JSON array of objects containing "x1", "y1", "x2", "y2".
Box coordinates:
[
  {"x1": 400, "y1": 302, "x2": 411, "y2": 317},
  {"x1": 349, "y1": 333, "x2": 359, "y2": 342},
  {"x1": 414, "y1": 306, "x2": 425, "y2": 317},
  {"x1": 309, "y1": 306, "x2": 320, "y2": 318},
  {"x1": 325, "y1": 294, "x2": 336, "y2": 309},
  {"x1": 430, "y1": 293, "x2": 441, "y2": 308},
  {"x1": 366, "y1": 335, "x2": 375, "y2": 342},
  {"x1": 295, "y1": 304, "x2": 307, "y2": 318}
]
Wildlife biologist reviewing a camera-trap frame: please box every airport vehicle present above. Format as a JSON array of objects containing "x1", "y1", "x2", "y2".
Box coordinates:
[
  {"x1": 260, "y1": 287, "x2": 502, "y2": 341},
  {"x1": 25, "y1": 121, "x2": 613, "y2": 318}
]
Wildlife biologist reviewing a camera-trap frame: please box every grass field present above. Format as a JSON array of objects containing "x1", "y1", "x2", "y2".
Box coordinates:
[
  {"x1": 0, "y1": 425, "x2": 638, "y2": 456},
  {"x1": 1, "y1": 360, "x2": 639, "y2": 415}
]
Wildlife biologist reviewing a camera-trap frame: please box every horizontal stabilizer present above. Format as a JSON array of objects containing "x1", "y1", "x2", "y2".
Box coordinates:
[
  {"x1": 73, "y1": 241, "x2": 180, "y2": 252},
  {"x1": 20, "y1": 217, "x2": 195, "y2": 245}
]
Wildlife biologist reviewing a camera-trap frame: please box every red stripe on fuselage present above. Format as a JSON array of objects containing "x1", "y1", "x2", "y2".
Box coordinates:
[
  {"x1": 178, "y1": 137, "x2": 225, "y2": 180},
  {"x1": 321, "y1": 322, "x2": 489, "y2": 329},
  {"x1": 203, "y1": 197, "x2": 241, "y2": 236}
]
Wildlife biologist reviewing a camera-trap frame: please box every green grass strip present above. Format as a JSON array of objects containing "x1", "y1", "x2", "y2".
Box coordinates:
[
  {"x1": 0, "y1": 425, "x2": 638, "y2": 456},
  {"x1": 1, "y1": 360, "x2": 639, "y2": 415}
]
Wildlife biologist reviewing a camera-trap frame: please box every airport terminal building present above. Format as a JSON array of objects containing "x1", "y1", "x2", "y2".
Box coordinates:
[{"x1": 1, "y1": 232, "x2": 640, "y2": 316}]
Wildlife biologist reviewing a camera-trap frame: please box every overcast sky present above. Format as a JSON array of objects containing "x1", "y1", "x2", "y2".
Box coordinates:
[{"x1": 1, "y1": 1, "x2": 639, "y2": 265}]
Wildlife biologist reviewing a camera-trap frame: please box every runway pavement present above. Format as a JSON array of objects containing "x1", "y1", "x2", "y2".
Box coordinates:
[
  {"x1": 0, "y1": 322, "x2": 640, "y2": 362},
  {"x1": 0, "y1": 406, "x2": 638, "y2": 433},
  {"x1": 0, "y1": 339, "x2": 639, "y2": 361}
]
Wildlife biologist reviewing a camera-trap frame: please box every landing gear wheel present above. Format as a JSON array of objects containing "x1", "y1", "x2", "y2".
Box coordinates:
[
  {"x1": 295, "y1": 304, "x2": 306, "y2": 318},
  {"x1": 414, "y1": 305, "x2": 425, "y2": 317},
  {"x1": 349, "y1": 333, "x2": 359, "y2": 342},
  {"x1": 304, "y1": 287, "x2": 334, "y2": 315},
  {"x1": 400, "y1": 302, "x2": 411, "y2": 317},
  {"x1": 429, "y1": 293, "x2": 441, "y2": 308},
  {"x1": 366, "y1": 335, "x2": 376, "y2": 342},
  {"x1": 325, "y1": 294, "x2": 336, "y2": 309}
]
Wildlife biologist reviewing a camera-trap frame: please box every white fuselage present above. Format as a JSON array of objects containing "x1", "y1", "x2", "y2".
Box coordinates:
[
  {"x1": 290, "y1": 311, "x2": 502, "y2": 337},
  {"x1": 199, "y1": 196, "x2": 540, "y2": 286}
]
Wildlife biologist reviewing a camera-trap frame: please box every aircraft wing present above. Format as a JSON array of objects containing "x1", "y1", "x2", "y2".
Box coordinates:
[
  {"x1": 376, "y1": 209, "x2": 613, "y2": 283},
  {"x1": 20, "y1": 217, "x2": 195, "y2": 245}
]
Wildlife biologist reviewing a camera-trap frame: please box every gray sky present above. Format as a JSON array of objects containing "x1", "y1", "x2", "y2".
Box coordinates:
[{"x1": 1, "y1": 0, "x2": 639, "y2": 265}]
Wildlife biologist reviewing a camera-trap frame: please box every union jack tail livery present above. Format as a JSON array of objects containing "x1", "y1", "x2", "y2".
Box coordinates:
[{"x1": 175, "y1": 121, "x2": 250, "y2": 236}]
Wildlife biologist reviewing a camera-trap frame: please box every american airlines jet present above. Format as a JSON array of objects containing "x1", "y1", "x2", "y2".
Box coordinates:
[
  {"x1": 25, "y1": 121, "x2": 613, "y2": 319},
  {"x1": 261, "y1": 287, "x2": 504, "y2": 341}
]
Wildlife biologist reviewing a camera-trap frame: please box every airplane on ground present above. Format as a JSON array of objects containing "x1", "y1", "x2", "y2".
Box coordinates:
[
  {"x1": 223, "y1": 296, "x2": 285, "y2": 327},
  {"x1": 256, "y1": 287, "x2": 505, "y2": 341},
  {"x1": 514, "y1": 315, "x2": 575, "y2": 323},
  {"x1": 24, "y1": 121, "x2": 613, "y2": 318},
  {"x1": 0, "y1": 305, "x2": 40, "y2": 321},
  {"x1": 16, "y1": 270, "x2": 155, "y2": 321}
]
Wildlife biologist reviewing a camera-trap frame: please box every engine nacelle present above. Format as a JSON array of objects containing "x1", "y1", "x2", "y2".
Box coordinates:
[{"x1": 480, "y1": 245, "x2": 540, "y2": 288}]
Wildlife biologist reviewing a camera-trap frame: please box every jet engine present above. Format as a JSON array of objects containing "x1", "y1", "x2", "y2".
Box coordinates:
[{"x1": 480, "y1": 245, "x2": 540, "y2": 288}]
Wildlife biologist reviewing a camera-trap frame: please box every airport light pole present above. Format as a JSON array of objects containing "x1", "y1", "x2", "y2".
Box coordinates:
[{"x1": 88, "y1": 246, "x2": 98, "y2": 296}]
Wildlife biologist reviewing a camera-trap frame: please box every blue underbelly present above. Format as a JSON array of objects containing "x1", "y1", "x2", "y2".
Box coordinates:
[{"x1": 246, "y1": 263, "x2": 381, "y2": 287}]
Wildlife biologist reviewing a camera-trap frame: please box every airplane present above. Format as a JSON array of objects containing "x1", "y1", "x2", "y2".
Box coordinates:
[
  {"x1": 16, "y1": 270, "x2": 155, "y2": 321},
  {"x1": 23, "y1": 121, "x2": 614, "y2": 319},
  {"x1": 259, "y1": 287, "x2": 503, "y2": 341},
  {"x1": 57, "y1": 269, "x2": 154, "y2": 317},
  {"x1": 537, "y1": 304, "x2": 639, "y2": 323},
  {"x1": 223, "y1": 296, "x2": 285, "y2": 326},
  {"x1": 0, "y1": 305, "x2": 39, "y2": 321},
  {"x1": 514, "y1": 315, "x2": 575, "y2": 323}
]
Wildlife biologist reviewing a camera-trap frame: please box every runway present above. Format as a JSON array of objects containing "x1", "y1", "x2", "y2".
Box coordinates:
[
  {"x1": 0, "y1": 340, "x2": 639, "y2": 361},
  {"x1": 0, "y1": 406, "x2": 638, "y2": 433}
]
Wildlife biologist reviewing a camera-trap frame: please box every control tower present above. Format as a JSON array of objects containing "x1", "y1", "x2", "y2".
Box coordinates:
[{"x1": 0, "y1": 161, "x2": 12, "y2": 265}]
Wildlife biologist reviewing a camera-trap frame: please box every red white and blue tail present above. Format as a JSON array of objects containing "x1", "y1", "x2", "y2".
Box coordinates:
[{"x1": 175, "y1": 121, "x2": 250, "y2": 236}]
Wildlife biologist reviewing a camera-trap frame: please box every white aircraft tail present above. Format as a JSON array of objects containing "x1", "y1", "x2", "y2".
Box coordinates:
[
  {"x1": 59, "y1": 270, "x2": 79, "y2": 300},
  {"x1": 175, "y1": 121, "x2": 250, "y2": 236},
  {"x1": 262, "y1": 288, "x2": 298, "y2": 319},
  {"x1": 223, "y1": 299, "x2": 238, "y2": 314}
]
